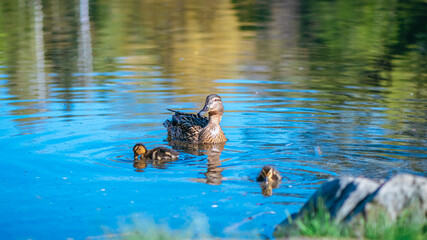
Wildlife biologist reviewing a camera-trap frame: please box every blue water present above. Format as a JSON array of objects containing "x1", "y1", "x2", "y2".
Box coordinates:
[{"x1": 0, "y1": 0, "x2": 426, "y2": 239}]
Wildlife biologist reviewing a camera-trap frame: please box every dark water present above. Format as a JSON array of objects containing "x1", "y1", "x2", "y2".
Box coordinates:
[{"x1": 0, "y1": 0, "x2": 426, "y2": 239}]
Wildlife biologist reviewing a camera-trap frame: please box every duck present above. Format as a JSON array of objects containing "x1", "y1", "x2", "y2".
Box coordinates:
[
  {"x1": 257, "y1": 166, "x2": 282, "y2": 197},
  {"x1": 133, "y1": 143, "x2": 179, "y2": 161},
  {"x1": 257, "y1": 165, "x2": 282, "y2": 186},
  {"x1": 163, "y1": 94, "x2": 227, "y2": 144}
]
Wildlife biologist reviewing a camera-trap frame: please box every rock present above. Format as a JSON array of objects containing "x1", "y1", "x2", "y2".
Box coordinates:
[
  {"x1": 364, "y1": 174, "x2": 427, "y2": 220},
  {"x1": 278, "y1": 176, "x2": 381, "y2": 226},
  {"x1": 274, "y1": 174, "x2": 427, "y2": 236}
]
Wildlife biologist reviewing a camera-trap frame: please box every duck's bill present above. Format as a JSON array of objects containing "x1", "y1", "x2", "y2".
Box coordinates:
[{"x1": 197, "y1": 105, "x2": 209, "y2": 117}]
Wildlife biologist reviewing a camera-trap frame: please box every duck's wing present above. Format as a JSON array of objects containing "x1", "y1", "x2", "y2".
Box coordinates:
[
  {"x1": 272, "y1": 171, "x2": 282, "y2": 181},
  {"x1": 166, "y1": 108, "x2": 208, "y2": 126},
  {"x1": 164, "y1": 109, "x2": 209, "y2": 142},
  {"x1": 166, "y1": 108, "x2": 205, "y2": 125},
  {"x1": 146, "y1": 147, "x2": 179, "y2": 161},
  {"x1": 256, "y1": 173, "x2": 266, "y2": 182},
  {"x1": 170, "y1": 118, "x2": 204, "y2": 142}
]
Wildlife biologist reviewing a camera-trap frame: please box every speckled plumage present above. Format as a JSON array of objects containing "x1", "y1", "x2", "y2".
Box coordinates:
[
  {"x1": 165, "y1": 109, "x2": 209, "y2": 143},
  {"x1": 133, "y1": 143, "x2": 179, "y2": 161},
  {"x1": 163, "y1": 94, "x2": 227, "y2": 144}
]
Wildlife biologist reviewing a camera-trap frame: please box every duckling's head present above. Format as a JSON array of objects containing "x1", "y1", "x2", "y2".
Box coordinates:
[
  {"x1": 198, "y1": 94, "x2": 224, "y2": 117},
  {"x1": 133, "y1": 143, "x2": 147, "y2": 160},
  {"x1": 256, "y1": 165, "x2": 281, "y2": 185}
]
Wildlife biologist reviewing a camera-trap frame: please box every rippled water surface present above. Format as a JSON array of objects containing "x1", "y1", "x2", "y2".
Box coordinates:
[{"x1": 1, "y1": 0, "x2": 426, "y2": 239}]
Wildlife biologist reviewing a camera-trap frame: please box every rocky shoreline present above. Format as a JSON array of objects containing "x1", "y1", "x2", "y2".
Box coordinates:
[{"x1": 274, "y1": 174, "x2": 427, "y2": 237}]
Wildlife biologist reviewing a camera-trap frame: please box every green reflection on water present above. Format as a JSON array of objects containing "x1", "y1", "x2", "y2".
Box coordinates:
[
  {"x1": 299, "y1": 0, "x2": 427, "y2": 140},
  {"x1": 300, "y1": 0, "x2": 427, "y2": 80},
  {"x1": 0, "y1": 0, "x2": 425, "y2": 130},
  {"x1": 0, "y1": 0, "x2": 425, "y2": 142}
]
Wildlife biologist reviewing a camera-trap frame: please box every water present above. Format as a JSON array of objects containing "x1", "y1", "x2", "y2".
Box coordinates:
[{"x1": 0, "y1": 0, "x2": 426, "y2": 239}]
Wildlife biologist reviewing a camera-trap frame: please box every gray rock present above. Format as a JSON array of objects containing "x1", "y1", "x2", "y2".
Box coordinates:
[
  {"x1": 364, "y1": 174, "x2": 427, "y2": 220},
  {"x1": 274, "y1": 174, "x2": 427, "y2": 236},
  {"x1": 277, "y1": 176, "x2": 380, "y2": 226}
]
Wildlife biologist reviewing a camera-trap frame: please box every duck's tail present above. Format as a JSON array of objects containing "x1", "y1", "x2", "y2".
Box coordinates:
[
  {"x1": 167, "y1": 108, "x2": 189, "y2": 115},
  {"x1": 167, "y1": 108, "x2": 195, "y2": 124}
]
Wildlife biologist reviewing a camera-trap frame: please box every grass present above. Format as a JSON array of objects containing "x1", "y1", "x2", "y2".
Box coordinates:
[
  {"x1": 112, "y1": 213, "x2": 212, "y2": 240},
  {"x1": 279, "y1": 201, "x2": 427, "y2": 240},
  {"x1": 363, "y1": 207, "x2": 427, "y2": 240},
  {"x1": 102, "y1": 204, "x2": 426, "y2": 240},
  {"x1": 279, "y1": 201, "x2": 353, "y2": 239},
  {"x1": 101, "y1": 212, "x2": 261, "y2": 240}
]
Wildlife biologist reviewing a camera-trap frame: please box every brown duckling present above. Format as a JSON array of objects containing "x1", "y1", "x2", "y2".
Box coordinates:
[
  {"x1": 257, "y1": 165, "x2": 282, "y2": 186},
  {"x1": 257, "y1": 166, "x2": 282, "y2": 197},
  {"x1": 163, "y1": 94, "x2": 227, "y2": 144},
  {"x1": 133, "y1": 143, "x2": 179, "y2": 161}
]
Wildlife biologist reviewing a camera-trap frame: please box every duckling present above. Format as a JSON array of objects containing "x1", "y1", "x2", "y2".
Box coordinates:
[
  {"x1": 257, "y1": 166, "x2": 282, "y2": 197},
  {"x1": 257, "y1": 165, "x2": 282, "y2": 186},
  {"x1": 133, "y1": 143, "x2": 179, "y2": 161},
  {"x1": 163, "y1": 94, "x2": 227, "y2": 144}
]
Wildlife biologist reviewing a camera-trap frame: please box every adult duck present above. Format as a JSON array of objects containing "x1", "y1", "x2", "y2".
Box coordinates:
[{"x1": 163, "y1": 94, "x2": 227, "y2": 144}]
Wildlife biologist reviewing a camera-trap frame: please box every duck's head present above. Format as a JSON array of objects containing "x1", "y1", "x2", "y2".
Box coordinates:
[
  {"x1": 133, "y1": 143, "x2": 147, "y2": 160},
  {"x1": 198, "y1": 94, "x2": 224, "y2": 117},
  {"x1": 257, "y1": 166, "x2": 281, "y2": 185}
]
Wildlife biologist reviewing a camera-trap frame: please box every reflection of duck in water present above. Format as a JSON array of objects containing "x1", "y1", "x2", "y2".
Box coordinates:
[
  {"x1": 182, "y1": 141, "x2": 226, "y2": 185},
  {"x1": 133, "y1": 143, "x2": 179, "y2": 170},
  {"x1": 163, "y1": 94, "x2": 227, "y2": 144},
  {"x1": 257, "y1": 166, "x2": 282, "y2": 197},
  {"x1": 203, "y1": 142, "x2": 226, "y2": 185}
]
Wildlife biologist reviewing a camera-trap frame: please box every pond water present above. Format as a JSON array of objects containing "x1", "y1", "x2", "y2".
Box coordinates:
[{"x1": 0, "y1": 0, "x2": 426, "y2": 239}]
